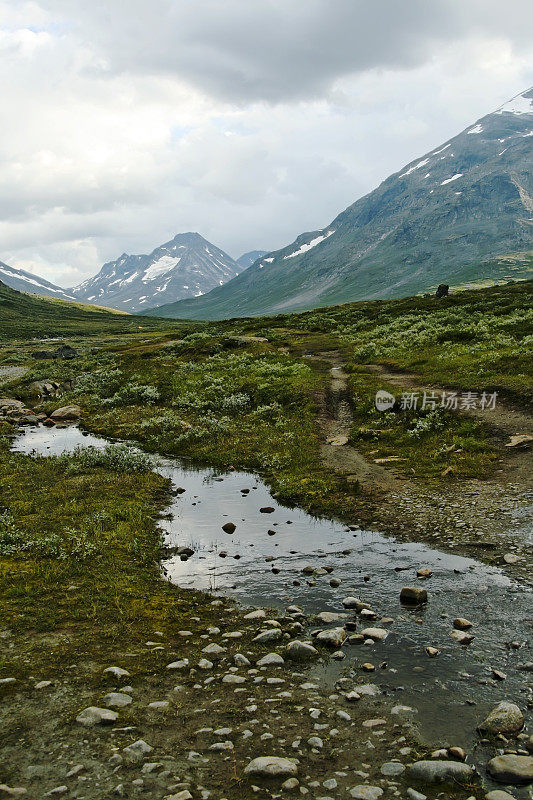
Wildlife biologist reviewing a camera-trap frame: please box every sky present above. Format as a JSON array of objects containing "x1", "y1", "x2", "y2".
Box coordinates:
[{"x1": 1, "y1": 0, "x2": 532, "y2": 288}]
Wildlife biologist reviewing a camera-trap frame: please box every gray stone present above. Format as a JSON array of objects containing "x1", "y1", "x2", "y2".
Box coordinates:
[
  {"x1": 50, "y1": 405, "x2": 82, "y2": 421},
  {"x1": 243, "y1": 756, "x2": 298, "y2": 778},
  {"x1": 380, "y1": 762, "x2": 406, "y2": 776},
  {"x1": 122, "y1": 740, "x2": 153, "y2": 761},
  {"x1": 257, "y1": 652, "x2": 284, "y2": 667},
  {"x1": 286, "y1": 640, "x2": 318, "y2": 660},
  {"x1": 103, "y1": 692, "x2": 132, "y2": 708},
  {"x1": 315, "y1": 627, "x2": 347, "y2": 647},
  {"x1": 406, "y1": 790, "x2": 427, "y2": 800},
  {"x1": 315, "y1": 611, "x2": 346, "y2": 624},
  {"x1": 349, "y1": 786, "x2": 384, "y2": 800},
  {"x1": 478, "y1": 702, "x2": 525, "y2": 735},
  {"x1": 485, "y1": 791, "x2": 517, "y2": 800},
  {"x1": 360, "y1": 627, "x2": 388, "y2": 641},
  {"x1": 253, "y1": 628, "x2": 282, "y2": 643},
  {"x1": 487, "y1": 755, "x2": 533, "y2": 785},
  {"x1": 103, "y1": 666, "x2": 130, "y2": 679},
  {"x1": 167, "y1": 659, "x2": 189, "y2": 670},
  {"x1": 76, "y1": 707, "x2": 118, "y2": 726},
  {"x1": 407, "y1": 760, "x2": 474, "y2": 784},
  {"x1": 342, "y1": 597, "x2": 361, "y2": 609}
]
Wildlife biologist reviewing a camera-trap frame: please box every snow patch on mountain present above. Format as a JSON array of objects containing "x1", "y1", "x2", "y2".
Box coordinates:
[
  {"x1": 496, "y1": 91, "x2": 533, "y2": 115},
  {"x1": 283, "y1": 230, "x2": 335, "y2": 259}
]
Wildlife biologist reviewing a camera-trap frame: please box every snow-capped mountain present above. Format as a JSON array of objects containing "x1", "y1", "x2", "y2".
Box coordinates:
[
  {"x1": 147, "y1": 88, "x2": 533, "y2": 320},
  {"x1": 0, "y1": 261, "x2": 74, "y2": 301},
  {"x1": 236, "y1": 250, "x2": 269, "y2": 269},
  {"x1": 71, "y1": 232, "x2": 245, "y2": 312}
]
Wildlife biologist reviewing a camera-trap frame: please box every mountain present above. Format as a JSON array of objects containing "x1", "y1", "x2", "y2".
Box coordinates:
[
  {"x1": 236, "y1": 250, "x2": 269, "y2": 269},
  {"x1": 145, "y1": 88, "x2": 533, "y2": 320},
  {"x1": 70, "y1": 232, "x2": 245, "y2": 313},
  {"x1": 0, "y1": 261, "x2": 75, "y2": 301}
]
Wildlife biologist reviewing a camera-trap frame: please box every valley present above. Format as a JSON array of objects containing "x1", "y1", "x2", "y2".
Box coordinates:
[{"x1": 0, "y1": 279, "x2": 531, "y2": 798}]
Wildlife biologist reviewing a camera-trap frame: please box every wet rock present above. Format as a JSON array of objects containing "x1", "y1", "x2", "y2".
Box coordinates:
[
  {"x1": 222, "y1": 522, "x2": 236, "y2": 534},
  {"x1": 315, "y1": 611, "x2": 346, "y2": 624},
  {"x1": 330, "y1": 578, "x2": 341, "y2": 587},
  {"x1": 450, "y1": 630, "x2": 474, "y2": 645},
  {"x1": 243, "y1": 756, "x2": 298, "y2": 778},
  {"x1": 417, "y1": 568, "x2": 433, "y2": 578},
  {"x1": 349, "y1": 786, "x2": 383, "y2": 800},
  {"x1": 448, "y1": 746, "x2": 466, "y2": 761},
  {"x1": 453, "y1": 617, "x2": 473, "y2": 630},
  {"x1": 286, "y1": 640, "x2": 318, "y2": 660},
  {"x1": 407, "y1": 760, "x2": 474, "y2": 784},
  {"x1": 342, "y1": 597, "x2": 360, "y2": 609},
  {"x1": 302, "y1": 566, "x2": 315, "y2": 575},
  {"x1": 360, "y1": 627, "x2": 388, "y2": 641},
  {"x1": 478, "y1": 702, "x2": 524, "y2": 735},
  {"x1": 362, "y1": 663, "x2": 375, "y2": 672},
  {"x1": 76, "y1": 707, "x2": 118, "y2": 726},
  {"x1": 492, "y1": 669, "x2": 507, "y2": 681},
  {"x1": 487, "y1": 755, "x2": 533, "y2": 785},
  {"x1": 400, "y1": 586, "x2": 428, "y2": 604},
  {"x1": 260, "y1": 507, "x2": 275, "y2": 514},
  {"x1": 315, "y1": 627, "x2": 347, "y2": 648},
  {"x1": 425, "y1": 647, "x2": 439, "y2": 658}
]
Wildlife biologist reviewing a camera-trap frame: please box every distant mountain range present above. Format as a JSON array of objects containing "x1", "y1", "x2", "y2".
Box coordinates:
[
  {"x1": 69, "y1": 232, "x2": 246, "y2": 313},
  {"x1": 0, "y1": 261, "x2": 74, "y2": 301},
  {"x1": 236, "y1": 250, "x2": 269, "y2": 269},
  {"x1": 145, "y1": 88, "x2": 533, "y2": 320}
]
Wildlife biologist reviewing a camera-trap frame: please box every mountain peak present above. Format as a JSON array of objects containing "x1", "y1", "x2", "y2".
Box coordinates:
[
  {"x1": 494, "y1": 87, "x2": 533, "y2": 116},
  {"x1": 70, "y1": 233, "x2": 246, "y2": 312}
]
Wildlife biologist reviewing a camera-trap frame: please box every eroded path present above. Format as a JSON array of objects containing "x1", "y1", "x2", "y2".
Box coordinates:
[{"x1": 311, "y1": 353, "x2": 533, "y2": 582}]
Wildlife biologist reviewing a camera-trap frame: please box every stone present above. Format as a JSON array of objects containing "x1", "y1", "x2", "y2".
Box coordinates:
[
  {"x1": 253, "y1": 628, "x2": 282, "y2": 643},
  {"x1": 425, "y1": 647, "x2": 439, "y2": 658},
  {"x1": 103, "y1": 666, "x2": 130, "y2": 679},
  {"x1": 315, "y1": 611, "x2": 346, "y2": 624},
  {"x1": 360, "y1": 627, "x2": 388, "y2": 641},
  {"x1": 123, "y1": 740, "x2": 153, "y2": 761},
  {"x1": 76, "y1": 707, "x2": 118, "y2": 726},
  {"x1": 286, "y1": 640, "x2": 318, "y2": 660},
  {"x1": 50, "y1": 405, "x2": 82, "y2": 421},
  {"x1": 492, "y1": 669, "x2": 506, "y2": 681},
  {"x1": 147, "y1": 701, "x2": 169, "y2": 710},
  {"x1": 222, "y1": 522, "x2": 236, "y2": 534},
  {"x1": 330, "y1": 578, "x2": 341, "y2": 587},
  {"x1": 257, "y1": 652, "x2": 284, "y2": 667},
  {"x1": 380, "y1": 762, "x2": 406, "y2": 777},
  {"x1": 0, "y1": 788, "x2": 27, "y2": 797},
  {"x1": 202, "y1": 643, "x2": 226, "y2": 655},
  {"x1": 453, "y1": 617, "x2": 473, "y2": 630},
  {"x1": 478, "y1": 702, "x2": 524, "y2": 735},
  {"x1": 349, "y1": 786, "x2": 384, "y2": 800},
  {"x1": 407, "y1": 790, "x2": 427, "y2": 800},
  {"x1": 167, "y1": 792, "x2": 193, "y2": 800},
  {"x1": 167, "y1": 659, "x2": 189, "y2": 670},
  {"x1": 308, "y1": 736, "x2": 323, "y2": 749},
  {"x1": 234, "y1": 653, "x2": 251, "y2": 666},
  {"x1": 485, "y1": 791, "x2": 517, "y2": 800},
  {"x1": 282, "y1": 777, "x2": 299, "y2": 789},
  {"x1": 448, "y1": 746, "x2": 466, "y2": 761},
  {"x1": 103, "y1": 692, "x2": 132, "y2": 708},
  {"x1": 362, "y1": 663, "x2": 375, "y2": 672},
  {"x1": 259, "y1": 507, "x2": 275, "y2": 513},
  {"x1": 407, "y1": 760, "x2": 474, "y2": 784},
  {"x1": 342, "y1": 597, "x2": 360, "y2": 609},
  {"x1": 222, "y1": 674, "x2": 246, "y2": 684},
  {"x1": 244, "y1": 609, "x2": 266, "y2": 619},
  {"x1": 400, "y1": 586, "x2": 428, "y2": 604},
  {"x1": 243, "y1": 756, "x2": 298, "y2": 778},
  {"x1": 450, "y1": 630, "x2": 474, "y2": 645},
  {"x1": 503, "y1": 553, "x2": 521, "y2": 564},
  {"x1": 417, "y1": 568, "x2": 433, "y2": 578},
  {"x1": 487, "y1": 755, "x2": 533, "y2": 785},
  {"x1": 198, "y1": 658, "x2": 213, "y2": 670},
  {"x1": 315, "y1": 627, "x2": 347, "y2": 647}
]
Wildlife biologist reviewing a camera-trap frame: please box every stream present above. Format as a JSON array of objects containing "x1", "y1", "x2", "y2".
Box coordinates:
[{"x1": 12, "y1": 423, "x2": 532, "y2": 758}]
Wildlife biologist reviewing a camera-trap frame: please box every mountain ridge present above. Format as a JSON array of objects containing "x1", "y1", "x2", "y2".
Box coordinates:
[
  {"x1": 144, "y1": 87, "x2": 533, "y2": 320},
  {"x1": 0, "y1": 261, "x2": 75, "y2": 301}
]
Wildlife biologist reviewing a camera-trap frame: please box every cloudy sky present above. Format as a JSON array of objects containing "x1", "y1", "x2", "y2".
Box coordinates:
[{"x1": 1, "y1": 0, "x2": 532, "y2": 288}]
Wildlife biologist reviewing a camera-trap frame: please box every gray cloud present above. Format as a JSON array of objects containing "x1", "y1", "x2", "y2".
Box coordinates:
[{"x1": 1, "y1": 0, "x2": 532, "y2": 286}]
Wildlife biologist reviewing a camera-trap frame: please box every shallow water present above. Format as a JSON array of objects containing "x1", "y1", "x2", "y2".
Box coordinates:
[{"x1": 12, "y1": 424, "x2": 532, "y2": 750}]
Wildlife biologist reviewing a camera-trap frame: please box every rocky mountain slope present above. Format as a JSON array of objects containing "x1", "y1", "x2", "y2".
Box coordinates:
[
  {"x1": 71, "y1": 232, "x2": 245, "y2": 313},
  {"x1": 147, "y1": 88, "x2": 533, "y2": 320},
  {"x1": 0, "y1": 261, "x2": 74, "y2": 301}
]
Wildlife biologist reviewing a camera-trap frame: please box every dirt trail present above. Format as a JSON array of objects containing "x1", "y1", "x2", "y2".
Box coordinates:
[{"x1": 312, "y1": 352, "x2": 533, "y2": 581}]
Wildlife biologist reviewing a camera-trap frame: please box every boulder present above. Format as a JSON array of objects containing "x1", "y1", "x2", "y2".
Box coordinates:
[
  {"x1": 50, "y1": 405, "x2": 82, "y2": 421},
  {"x1": 435, "y1": 284, "x2": 449, "y2": 299},
  {"x1": 487, "y1": 755, "x2": 533, "y2": 785},
  {"x1": 478, "y1": 702, "x2": 524, "y2": 735}
]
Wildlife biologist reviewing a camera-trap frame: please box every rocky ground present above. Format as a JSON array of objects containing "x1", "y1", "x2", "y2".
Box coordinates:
[{"x1": 2, "y1": 595, "x2": 532, "y2": 800}]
